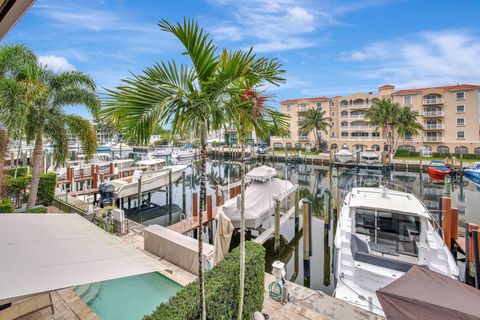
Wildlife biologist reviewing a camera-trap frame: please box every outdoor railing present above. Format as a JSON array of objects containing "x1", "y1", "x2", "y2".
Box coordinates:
[
  {"x1": 423, "y1": 136, "x2": 444, "y2": 142},
  {"x1": 423, "y1": 111, "x2": 444, "y2": 117},
  {"x1": 423, "y1": 98, "x2": 444, "y2": 105},
  {"x1": 424, "y1": 123, "x2": 444, "y2": 129}
]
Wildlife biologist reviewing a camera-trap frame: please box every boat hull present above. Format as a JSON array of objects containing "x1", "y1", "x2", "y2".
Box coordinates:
[
  {"x1": 464, "y1": 169, "x2": 480, "y2": 179},
  {"x1": 427, "y1": 166, "x2": 451, "y2": 176}
]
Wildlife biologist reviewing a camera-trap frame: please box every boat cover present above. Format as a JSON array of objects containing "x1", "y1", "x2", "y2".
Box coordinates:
[
  {"x1": 246, "y1": 165, "x2": 276, "y2": 181},
  {"x1": 213, "y1": 210, "x2": 234, "y2": 264},
  {"x1": 221, "y1": 177, "x2": 294, "y2": 229},
  {"x1": 376, "y1": 265, "x2": 480, "y2": 320}
]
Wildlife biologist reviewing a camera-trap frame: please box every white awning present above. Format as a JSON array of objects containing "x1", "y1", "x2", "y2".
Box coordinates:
[{"x1": 0, "y1": 214, "x2": 163, "y2": 304}]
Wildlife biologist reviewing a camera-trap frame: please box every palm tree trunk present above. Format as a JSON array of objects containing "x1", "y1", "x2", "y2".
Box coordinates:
[
  {"x1": 26, "y1": 129, "x2": 43, "y2": 210},
  {"x1": 0, "y1": 127, "x2": 8, "y2": 196},
  {"x1": 238, "y1": 132, "x2": 246, "y2": 319},
  {"x1": 199, "y1": 120, "x2": 207, "y2": 320},
  {"x1": 14, "y1": 139, "x2": 22, "y2": 178}
]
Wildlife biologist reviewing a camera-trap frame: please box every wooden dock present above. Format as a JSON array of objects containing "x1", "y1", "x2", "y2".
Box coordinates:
[{"x1": 168, "y1": 207, "x2": 218, "y2": 234}]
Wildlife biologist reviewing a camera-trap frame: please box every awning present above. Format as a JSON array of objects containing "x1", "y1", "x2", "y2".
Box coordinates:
[
  {"x1": 376, "y1": 265, "x2": 480, "y2": 320},
  {"x1": 0, "y1": 214, "x2": 163, "y2": 304}
]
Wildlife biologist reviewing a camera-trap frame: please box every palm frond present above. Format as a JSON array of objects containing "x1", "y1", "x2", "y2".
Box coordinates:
[{"x1": 64, "y1": 115, "x2": 97, "y2": 159}]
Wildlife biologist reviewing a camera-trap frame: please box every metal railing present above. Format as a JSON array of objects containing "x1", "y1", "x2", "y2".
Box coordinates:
[
  {"x1": 423, "y1": 111, "x2": 444, "y2": 117},
  {"x1": 423, "y1": 98, "x2": 444, "y2": 105},
  {"x1": 423, "y1": 136, "x2": 444, "y2": 142},
  {"x1": 424, "y1": 123, "x2": 444, "y2": 129}
]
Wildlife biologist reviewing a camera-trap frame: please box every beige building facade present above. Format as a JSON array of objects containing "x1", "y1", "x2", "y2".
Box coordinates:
[{"x1": 271, "y1": 84, "x2": 480, "y2": 155}]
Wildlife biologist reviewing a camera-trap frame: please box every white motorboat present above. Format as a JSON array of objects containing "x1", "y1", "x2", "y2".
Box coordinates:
[
  {"x1": 149, "y1": 148, "x2": 172, "y2": 158},
  {"x1": 171, "y1": 148, "x2": 197, "y2": 160},
  {"x1": 361, "y1": 149, "x2": 381, "y2": 164},
  {"x1": 106, "y1": 164, "x2": 187, "y2": 200},
  {"x1": 335, "y1": 145, "x2": 354, "y2": 163},
  {"x1": 220, "y1": 165, "x2": 295, "y2": 229},
  {"x1": 333, "y1": 183, "x2": 459, "y2": 316}
]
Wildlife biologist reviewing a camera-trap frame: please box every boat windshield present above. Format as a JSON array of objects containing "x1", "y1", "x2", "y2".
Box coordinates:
[
  {"x1": 355, "y1": 208, "x2": 420, "y2": 256},
  {"x1": 474, "y1": 163, "x2": 480, "y2": 170},
  {"x1": 430, "y1": 160, "x2": 445, "y2": 167}
]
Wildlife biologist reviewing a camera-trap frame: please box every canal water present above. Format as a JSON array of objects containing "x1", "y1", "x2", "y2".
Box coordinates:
[{"x1": 125, "y1": 157, "x2": 480, "y2": 295}]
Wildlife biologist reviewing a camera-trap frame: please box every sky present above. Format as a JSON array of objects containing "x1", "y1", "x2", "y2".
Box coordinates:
[{"x1": 4, "y1": 0, "x2": 480, "y2": 117}]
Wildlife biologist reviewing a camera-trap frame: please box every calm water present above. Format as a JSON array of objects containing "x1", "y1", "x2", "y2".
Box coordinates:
[
  {"x1": 125, "y1": 157, "x2": 480, "y2": 294},
  {"x1": 74, "y1": 272, "x2": 182, "y2": 320}
]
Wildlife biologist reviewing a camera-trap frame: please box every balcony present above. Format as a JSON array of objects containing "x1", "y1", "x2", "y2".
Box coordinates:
[
  {"x1": 348, "y1": 125, "x2": 370, "y2": 130},
  {"x1": 423, "y1": 98, "x2": 444, "y2": 105},
  {"x1": 423, "y1": 111, "x2": 444, "y2": 117},
  {"x1": 424, "y1": 123, "x2": 444, "y2": 130},
  {"x1": 340, "y1": 104, "x2": 349, "y2": 109},
  {"x1": 298, "y1": 107, "x2": 309, "y2": 112},
  {"x1": 351, "y1": 103, "x2": 368, "y2": 109},
  {"x1": 298, "y1": 136, "x2": 310, "y2": 141},
  {"x1": 341, "y1": 126, "x2": 348, "y2": 130},
  {"x1": 349, "y1": 114, "x2": 366, "y2": 119},
  {"x1": 423, "y1": 136, "x2": 444, "y2": 142}
]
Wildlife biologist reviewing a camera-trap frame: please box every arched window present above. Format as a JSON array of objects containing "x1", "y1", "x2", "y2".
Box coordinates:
[
  {"x1": 371, "y1": 144, "x2": 380, "y2": 151},
  {"x1": 286, "y1": 143, "x2": 292, "y2": 150},
  {"x1": 437, "y1": 145, "x2": 449, "y2": 154},
  {"x1": 421, "y1": 145, "x2": 432, "y2": 157},
  {"x1": 341, "y1": 111, "x2": 348, "y2": 117},
  {"x1": 350, "y1": 120, "x2": 368, "y2": 127},
  {"x1": 474, "y1": 147, "x2": 480, "y2": 155},
  {"x1": 455, "y1": 146, "x2": 468, "y2": 154},
  {"x1": 353, "y1": 144, "x2": 366, "y2": 152},
  {"x1": 295, "y1": 143, "x2": 302, "y2": 150},
  {"x1": 341, "y1": 131, "x2": 349, "y2": 137},
  {"x1": 341, "y1": 121, "x2": 348, "y2": 127},
  {"x1": 304, "y1": 143, "x2": 312, "y2": 150},
  {"x1": 273, "y1": 142, "x2": 283, "y2": 149},
  {"x1": 330, "y1": 143, "x2": 338, "y2": 150},
  {"x1": 340, "y1": 100, "x2": 348, "y2": 107},
  {"x1": 398, "y1": 145, "x2": 416, "y2": 152}
]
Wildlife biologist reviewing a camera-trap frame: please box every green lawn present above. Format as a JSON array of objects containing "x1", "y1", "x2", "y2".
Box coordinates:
[
  {"x1": 393, "y1": 156, "x2": 478, "y2": 163},
  {"x1": 272, "y1": 149, "x2": 319, "y2": 156}
]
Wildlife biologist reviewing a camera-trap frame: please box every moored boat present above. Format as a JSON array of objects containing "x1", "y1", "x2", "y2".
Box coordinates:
[
  {"x1": 333, "y1": 183, "x2": 459, "y2": 316},
  {"x1": 335, "y1": 145, "x2": 354, "y2": 163},
  {"x1": 427, "y1": 160, "x2": 451, "y2": 176},
  {"x1": 464, "y1": 163, "x2": 480, "y2": 179},
  {"x1": 360, "y1": 149, "x2": 380, "y2": 164}
]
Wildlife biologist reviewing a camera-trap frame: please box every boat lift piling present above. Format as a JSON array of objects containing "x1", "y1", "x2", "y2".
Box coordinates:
[
  {"x1": 302, "y1": 198, "x2": 312, "y2": 278},
  {"x1": 192, "y1": 192, "x2": 198, "y2": 238},
  {"x1": 473, "y1": 229, "x2": 480, "y2": 289},
  {"x1": 207, "y1": 195, "x2": 213, "y2": 244},
  {"x1": 182, "y1": 171, "x2": 186, "y2": 214}
]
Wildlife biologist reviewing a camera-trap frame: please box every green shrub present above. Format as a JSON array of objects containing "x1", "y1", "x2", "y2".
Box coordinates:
[
  {"x1": 5, "y1": 176, "x2": 31, "y2": 195},
  {"x1": 0, "y1": 198, "x2": 14, "y2": 213},
  {"x1": 3, "y1": 166, "x2": 29, "y2": 177},
  {"x1": 395, "y1": 149, "x2": 420, "y2": 157},
  {"x1": 25, "y1": 207, "x2": 48, "y2": 213},
  {"x1": 144, "y1": 241, "x2": 266, "y2": 320},
  {"x1": 37, "y1": 173, "x2": 57, "y2": 206}
]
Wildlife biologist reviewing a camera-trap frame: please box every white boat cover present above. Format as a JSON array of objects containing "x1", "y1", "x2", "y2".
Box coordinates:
[
  {"x1": 144, "y1": 224, "x2": 214, "y2": 276},
  {"x1": 214, "y1": 211, "x2": 234, "y2": 264},
  {"x1": 221, "y1": 177, "x2": 294, "y2": 229},
  {"x1": 0, "y1": 214, "x2": 163, "y2": 305}
]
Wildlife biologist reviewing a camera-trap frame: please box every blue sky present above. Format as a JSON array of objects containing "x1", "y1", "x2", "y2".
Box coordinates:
[{"x1": 4, "y1": 0, "x2": 480, "y2": 117}]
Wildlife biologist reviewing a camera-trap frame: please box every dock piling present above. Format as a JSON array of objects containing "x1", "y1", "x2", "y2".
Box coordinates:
[
  {"x1": 294, "y1": 189, "x2": 299, "y2": 234},
  {"x1": 274, "y1": 199, "x2": 281, "y2": 256},
  {"x1": 473, "y1": 230, "x2": 480, "y2": 289},
  {"x1": 441, "y1": 196, "x2": 452, "y2": 249},
  {"x1": 168, "y1": 170, "x2": 172, "y2": 215},
  {"x1": 182, "y1": 171, "x2": 186, "y2": 214}
]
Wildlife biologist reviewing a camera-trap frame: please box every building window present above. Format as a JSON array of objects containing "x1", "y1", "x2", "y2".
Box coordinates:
[
  {"x1": 317, "y1": 102, "x2": 322, "y2": 108},
  {"x1": 331, "y1": 111, "x2": 335, "y2": 117},
  {"x1": 286, "y1": 104, "x2": 291, "y2": 111},
  {"x1": 457, "y1": 131, "x2": 465, "y2": 139},
  {"x1": 331, "y1": 122, "x2": 335, "y2": 127},
  {"x1": 456, "y1": 118, "x2": 465, "y2": 126},
  {"x1": 403, "y1": 96, "x2": 412, "y2": 105},
  {"x1": 404, "y1": 133, "x2": 412, "y2": 140},
  {"x1": 456, "y1": 105, "x2": 465, "y2": 113},
  {"x1": 331, "y1": 102, "x2": 335, "y2": 107},
  {"x1": 456, "y1": 92, "x2": 465, "y2": 100},
  {"x1": 331, "y1": 132, "x2": 335, "y2": 137},
  {"x1": 372, "y1": 132, "x2": 380, "y2": 137}
]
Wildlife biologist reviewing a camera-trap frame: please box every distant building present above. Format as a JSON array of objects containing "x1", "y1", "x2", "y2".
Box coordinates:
[{"x1": 271, "y1": 84, "x2": 480, "y2": 154}]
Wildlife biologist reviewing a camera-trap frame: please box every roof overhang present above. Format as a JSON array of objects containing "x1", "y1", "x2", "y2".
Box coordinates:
[
  {"x1": 0, "y1": 0, "x2": 35, "y2": 41},
  {"x1": 0, "y1": 214, "x2": 163, "y2": 305}
]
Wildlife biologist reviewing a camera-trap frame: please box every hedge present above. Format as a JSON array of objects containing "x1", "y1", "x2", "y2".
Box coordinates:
[
  {"x1": 144, "y1": 241, "x2": 266, "y2": 320},
  {"x1": 0, "y1": 198, "x2": 14, "y2": 213},
  {"x1": 3, "y1": 166, "x2": 29, "y2": 178},
  {"x1": 37, "y1": 173, "x2": 57, "y2": 206}
]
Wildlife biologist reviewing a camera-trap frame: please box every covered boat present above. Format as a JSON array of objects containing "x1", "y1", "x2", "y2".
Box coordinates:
[
  {"x1": 220, "y1": 166, "x2": 294, "y2": 229},
  {"x1": 360, "y1": 149, "x2": 380, "y2": 164},
  {"x1": 427, "y1": 160, "x2": 451, "y2": 176},
  {"x1": 335, "y1": 144, "x2": 354, "y2": 163},
  {"x1": 464, "y1": 163, "x2": 480, "y2": 179}
]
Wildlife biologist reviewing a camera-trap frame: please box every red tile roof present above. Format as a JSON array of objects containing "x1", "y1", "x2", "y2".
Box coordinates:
[
  {"x1": 393, "y1": 84, "x2": 480, "y2": 95},
  {"x1": 379, "y1": 84, "x2": 395, "y2": 89},
  {"x1": 280, "y1": 96, "x2": 329, "y2": 104}
]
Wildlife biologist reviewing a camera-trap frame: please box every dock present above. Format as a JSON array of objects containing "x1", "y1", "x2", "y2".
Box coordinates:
[
  {"x1": 168, "y1": 207, "x2": 219, "y2": 234},
  {"x1": 254, "y1": 205, "x2": 296, "y2": 244}
]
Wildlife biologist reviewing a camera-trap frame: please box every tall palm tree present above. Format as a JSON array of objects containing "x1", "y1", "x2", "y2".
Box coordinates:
[
  {"x1": 396, "y1": 106, "x2": 423, "y2": 146},
  {"x1": 101, "y1": 19, "x2": 283, "y2": 319},
  {"x1": 299, "y1": 108, "x2": 331, "y2": 152},
  {"x1": 0, "y1": 46, "x2": 99, "y2": 209},
  {"x1": 229, "y1": 85, "x2": 287, "y2": 319}
]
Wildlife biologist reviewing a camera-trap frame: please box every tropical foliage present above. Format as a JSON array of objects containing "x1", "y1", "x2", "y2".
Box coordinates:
[
  {"x1": 365, "y1": 98, "x2": 422, "y2": 160},
  {"x1": 0, "y1": 44, "x2": 99, "y2": 209},
  {"x1": 100, "y1": 19, "x2": 286, "y2": 319},
  {"x1": 299, "y1": 108, "x2": 331, "y2": 152}
]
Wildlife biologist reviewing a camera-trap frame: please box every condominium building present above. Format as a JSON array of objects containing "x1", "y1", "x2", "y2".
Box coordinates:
[{"x1": 271, "y1": 84, "x2": 480, "y2": 154}]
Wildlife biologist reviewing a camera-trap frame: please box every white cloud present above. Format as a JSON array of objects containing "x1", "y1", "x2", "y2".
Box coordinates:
[
  {"x1": 38, "y1": 55, "x2": 75, "y2": 72},
  {"x1": 340, "y1": 30, "x2": 480, "y2": 88}
]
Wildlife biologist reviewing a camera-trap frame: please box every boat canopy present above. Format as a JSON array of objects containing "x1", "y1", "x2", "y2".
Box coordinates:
[
  {"x1": 246, "y1": 165, "x2": 276, "y2": 182},
  {"x1": 377, "y1": 265, "x2": 480, "y2": 320},
  {"x1": 348, "y1": 187, "x2": 430, "y2": 218},
  {"x1": 137, "y1": 159, "x2": 165, "y2": 166},
  {"x1": 430, "y1": 160, "x2": 446, "y2": 167},
  {"x1": 222, "y1": 177, "x2": 294, "y2": 229}
]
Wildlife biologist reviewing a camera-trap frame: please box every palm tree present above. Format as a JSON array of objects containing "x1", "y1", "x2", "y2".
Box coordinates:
[
  {"x1": 396, "y1": 106, "x2": 423, "y2": 147},
  {"x1": 0, "y1": 45, "x2": 99, "y2": 209},
  {"x1": 101, "y1": 19, "x2": 283, "y2": 319},
  {"x1": 299, "y1": 108, "x2": 331, "y2": 152},
  {"x1": 229, "y1": 85, "x2": 287, "y2": 319}
]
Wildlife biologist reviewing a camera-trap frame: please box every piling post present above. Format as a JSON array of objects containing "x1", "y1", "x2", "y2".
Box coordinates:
[
  {"x1": 451, "y1": 207, "x2": 458, "y2": 241},
  {"x1": 443, "y1": 174, "x2": 451, "y2": 197},
  {"x1": 109, "y1": 162, "x2": 113, "y2": 174},
  {"x1": 469, "y1": 224, "x2": 479, "y2": 264},
  {"x1": 465, "y1": 223, "x2": 470, "y2": 284},
  {"x1": 207, "y1": 195, "x2": 213, "y2": 244},
  {"x1": 473, "y1": 230, "x2": 480, "y2": 289},
  {"x1": 302, "y1": 198, "x2": 312, "y2": 278},
  {"x1": 294, "y1": 189, "x2": 299, "y2": 234},
  {"x1": 441, "y1": 196, "x2": 452, "y2": 249},
  {"x1": 93, "y1": 172, "x2": 98, "y2": 189},
  {"x1": 324, "y1": 191, "x2": 331, "y2": 231},
  {"x1": 137, "y1": 176, "x2": 142, "y2": 213},
  {"x1": 460, "y1": 153, "x2": 464, "y2": 182},
  {"x1": 193, "y1": 192, "x2": 198, "y2": 217},
  {"x1": 168, "y1": 170, "x2": 173, "y2": 215},
  {"x1": 182, "y1": 171, "x2": 186, "y2": 214},
  {"x1": 274, "y1": 199, "x2": 281, "y2": 256}
]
